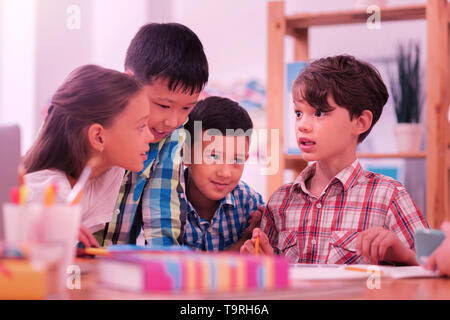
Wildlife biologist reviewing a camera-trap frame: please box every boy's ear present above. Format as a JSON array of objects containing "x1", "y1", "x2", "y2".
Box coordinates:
[
  {"x1": 353, "y1": 110, "x2": 373, "y2": 136},
  {"x1": 87, "y1": 123, "x2": 105, "y2": 153}
]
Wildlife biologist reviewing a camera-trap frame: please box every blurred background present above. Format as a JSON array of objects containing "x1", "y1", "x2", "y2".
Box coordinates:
[{"x1": 0, "y1": 0, "x2": 437, "y2": 213}]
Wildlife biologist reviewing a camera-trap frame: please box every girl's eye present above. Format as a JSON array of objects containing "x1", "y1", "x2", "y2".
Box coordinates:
[
  {"x1": 138, "y1": 124, "x2": 147, "y2": 131},
  {"x1": 158, "y1": 104, "x2": 169, "y2": 109},
  {"x1": 295, "y1": 111, "x2": 302, "y2": 118}
]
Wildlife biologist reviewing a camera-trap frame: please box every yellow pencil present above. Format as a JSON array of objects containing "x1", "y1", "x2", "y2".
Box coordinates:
[{"x1": 254, "y1": 235, "x2": 260, "y2": 256}]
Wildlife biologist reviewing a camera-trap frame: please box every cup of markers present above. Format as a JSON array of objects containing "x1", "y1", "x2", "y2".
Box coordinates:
[
  {"x1": 3, "y1": 179, "x2": 40, "y2": 248},
  {"x1": 3, "y1": 179, "x2": 82, "y2": 294}
]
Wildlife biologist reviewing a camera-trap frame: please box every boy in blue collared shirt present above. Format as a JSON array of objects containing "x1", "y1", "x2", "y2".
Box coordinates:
[{"x1": 181, "y1": 96, "x2": 264, "y2": 251}]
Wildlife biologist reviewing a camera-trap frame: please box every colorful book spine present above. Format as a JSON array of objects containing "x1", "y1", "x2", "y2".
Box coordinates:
[{"x1": 99, "y1": 252, "x2": 289, "y2": 293}]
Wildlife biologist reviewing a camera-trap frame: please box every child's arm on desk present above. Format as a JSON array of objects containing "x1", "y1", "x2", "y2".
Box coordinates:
[
  {"x1": 78, "y1": 225, "x2": 100, "y2": 248},
  {"x1": 240, "y1": 228, "x2": 274, "y2": 255},
  {"x1": 356, "y1": 227, "x2": 417, "y2": 265}
]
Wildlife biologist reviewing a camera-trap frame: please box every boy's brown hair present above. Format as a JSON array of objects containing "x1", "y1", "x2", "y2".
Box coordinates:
[{"x1": 293, "y1": 55, "x2": 389, "y2": 142}]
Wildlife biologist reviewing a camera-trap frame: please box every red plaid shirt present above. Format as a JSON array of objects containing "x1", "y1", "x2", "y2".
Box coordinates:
[{"x1": 261, "y1": 160, "x2": 429, "y2": 264}]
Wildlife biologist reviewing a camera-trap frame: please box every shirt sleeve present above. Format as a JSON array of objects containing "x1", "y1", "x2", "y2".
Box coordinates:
[
  {"x1": 142, "y1": 129, "x2": 186, "y2": 246},
  {"x1": 386, "y1": 185, "x2": 429, "y2": 250}
]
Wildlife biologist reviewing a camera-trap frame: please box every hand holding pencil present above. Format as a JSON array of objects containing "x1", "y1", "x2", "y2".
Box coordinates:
[{"x1": 240, "y1": 228, "x2": 274, "y2": 256}]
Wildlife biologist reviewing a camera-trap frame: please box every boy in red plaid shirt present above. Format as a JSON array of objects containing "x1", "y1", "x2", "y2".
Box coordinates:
[{"x1": 241, "y1": 55, "x2": 428, "y2": 265}]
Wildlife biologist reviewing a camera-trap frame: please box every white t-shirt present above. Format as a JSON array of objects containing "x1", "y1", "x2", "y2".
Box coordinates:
[{"x1": 25, "y1": 167, "x2": 125, "y2": 233}]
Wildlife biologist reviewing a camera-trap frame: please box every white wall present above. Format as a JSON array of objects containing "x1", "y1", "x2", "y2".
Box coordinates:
[
  {"x1": 91, "y1": 0, "x2": 153, "y2": 71},
  {"x1": 34, "y1": 0, "x2": 94, "y2": 143},
  {"x1": 1, "y1": 0, "x2": 37, "y2": 155}
]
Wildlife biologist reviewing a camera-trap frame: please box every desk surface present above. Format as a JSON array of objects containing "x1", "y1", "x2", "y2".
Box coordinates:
[{"x1": 64, "y1": 259, "x2": 450, "y2": 300}]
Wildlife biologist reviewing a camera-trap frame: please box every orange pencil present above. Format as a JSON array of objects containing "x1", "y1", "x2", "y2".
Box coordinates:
[
  {"x1": 345, "y1": 266, "x2": 383, "y2": 275},
  {"x1": 83, "y1": 247, "x2": 109, "y2": 256},
  {"x1": 254, "y1": 235, "x2": 260, "y2": 256}
]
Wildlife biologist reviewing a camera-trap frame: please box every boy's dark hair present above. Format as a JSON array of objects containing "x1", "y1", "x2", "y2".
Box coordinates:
[
  {"x1": 293, "y1": 55, "x2": 389, "y2": 142},
  {"x1": 184, "y1": 96, "x2": 253, "y2": 146},
  {"x1": 124, "y1": 23, "x2": 209, "y2": 95}
]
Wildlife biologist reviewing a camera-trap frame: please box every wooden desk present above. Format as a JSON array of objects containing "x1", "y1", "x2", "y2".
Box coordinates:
[{"x1": 62, "y1": 259, "x2": 450, "y2": 300}]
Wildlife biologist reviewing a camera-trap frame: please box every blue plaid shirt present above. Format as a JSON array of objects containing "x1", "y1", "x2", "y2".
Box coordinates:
[{"x1": 182, "y1": 168, "x2": 265, "y2": 251}]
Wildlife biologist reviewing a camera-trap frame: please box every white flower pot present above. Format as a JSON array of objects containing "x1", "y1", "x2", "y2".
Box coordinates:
[{"x1": 393, "y1": 123, "x2": 424, "y2": 152}]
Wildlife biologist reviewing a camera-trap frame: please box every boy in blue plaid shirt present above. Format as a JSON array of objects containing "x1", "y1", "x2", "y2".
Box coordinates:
[
  {"x1": 181, "y1": 97, "x2": 265, "y2": 251},
  {"x1": 94, "y1": 23, "x2": 209, "y2": 247}
]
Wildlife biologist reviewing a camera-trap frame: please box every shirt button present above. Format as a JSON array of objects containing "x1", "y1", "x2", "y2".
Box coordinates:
[
  {"x1": 316, "y1": 203, "x2": 322, "y2": 209},
  {"x1": 311, "y1": 239, "x2": 316, "y2": 245},
  {"x1": 114, "y1": 209, "x2": 120, "y2": 215}
]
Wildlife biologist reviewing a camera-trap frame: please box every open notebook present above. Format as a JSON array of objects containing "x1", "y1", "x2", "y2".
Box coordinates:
[{"x1": 289, "y1": 264, "x2": 440, "y2": 281}]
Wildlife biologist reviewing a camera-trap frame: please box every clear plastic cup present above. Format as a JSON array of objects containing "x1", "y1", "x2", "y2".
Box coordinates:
[{"x1": 3, "y1": 203, "x2": 81, "y2": 294}]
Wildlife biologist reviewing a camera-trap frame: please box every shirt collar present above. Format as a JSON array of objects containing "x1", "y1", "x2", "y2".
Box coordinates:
[
  {"x1": 136, "y1": 126, "x2": 187, "y2": 179},
  {"x1": 293, "y1": 159, "x2": 362, "y2": 195}
]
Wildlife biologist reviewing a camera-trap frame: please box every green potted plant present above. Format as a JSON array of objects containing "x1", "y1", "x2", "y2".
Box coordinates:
[{"x1": 389, "y1": 41, "x2": 424, "y2": 152}]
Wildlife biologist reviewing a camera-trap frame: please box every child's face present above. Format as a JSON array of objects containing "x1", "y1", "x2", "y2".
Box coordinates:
[
  {"x1": 294, "y1": 95, "x2": 360, "y2": 163},
  {"x1": 143, "y1": 78, "x2": 200, "y2": 142},
  {"x1": 103, "y1": 90, "x2": 153, "y2": 171},
  {"x1": 187, "y1": 133, "x2": 249, "y2": 202}
]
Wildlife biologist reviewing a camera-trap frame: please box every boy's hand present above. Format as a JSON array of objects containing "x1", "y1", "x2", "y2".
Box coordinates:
[
  {"x1": 425, "y1": 222, "x2": 450, "y2": 276},
  {"x1": 240, "y1": 228, "x2": 274, "y2": 255},
  {"x1": 356, "y1": 227, "x2": 416, "y2": 265},
  {"x1": 241, "y1": 209, "x2": 262, "y2": 240},
  {"x1": 225, "y1": 210, "x2": 262, "y2": 252},
  {"x1": 78, "y1": 225, "x2": 100, "y2": 248}
]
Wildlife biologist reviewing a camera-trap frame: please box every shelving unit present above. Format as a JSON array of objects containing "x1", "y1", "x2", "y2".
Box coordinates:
[{"x1": 266, "y1": 1, "x2": 449, "y2": 228}]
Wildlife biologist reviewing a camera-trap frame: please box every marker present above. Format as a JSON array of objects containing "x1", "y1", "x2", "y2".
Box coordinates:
[
  {"x1": 18, "y1": 186, "x2": 28, "y2": 205},
  {"x1": 44, "y1": 184, "x2": 56, "y2": 206},
  {"x1": 10, "y1": 187, "x2": 20, "y2": 205},
  {"x1": 17, "y1": 164, "x2": 27, "y2": 205}
]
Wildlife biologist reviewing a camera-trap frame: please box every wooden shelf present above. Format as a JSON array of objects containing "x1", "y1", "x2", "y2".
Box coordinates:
[
  {"x1": 285, "y1": 153, "x2": 427, "y2": 170},
  {"x1": 286, "y1": 5, "x2": 426, "y2": 30},
  {"x1": 286, "y1": 4, "x2": 450, "y2": 34},
  {"x1": 356, "y1": 152, "x2": 427, "y2": 159},
  {"x1": 285, "y1": 152, "x2": 426, "y2": 161}
]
